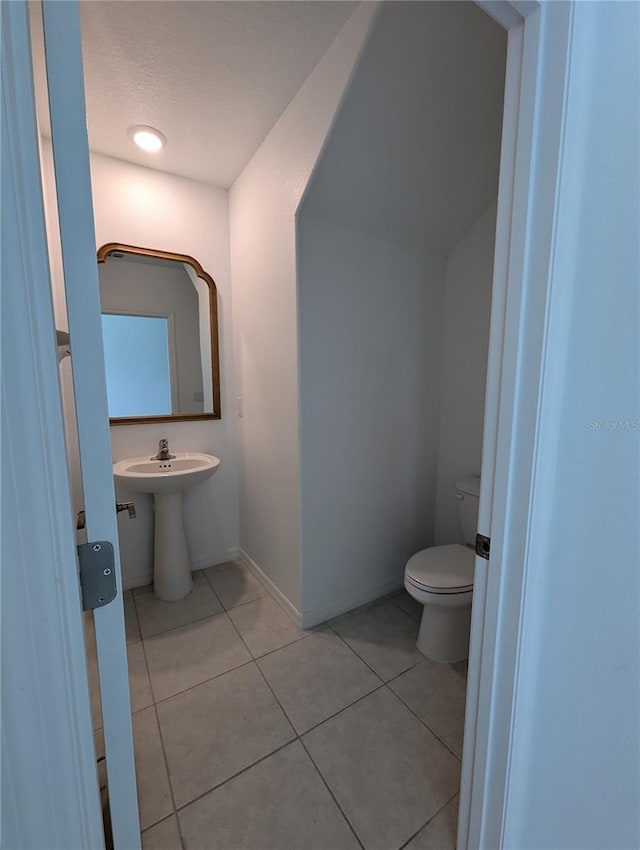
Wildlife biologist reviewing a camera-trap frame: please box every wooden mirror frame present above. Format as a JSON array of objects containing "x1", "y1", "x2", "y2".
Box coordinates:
[{"x1": 97, "y1": 243, "x2": 221, "y2": 425}]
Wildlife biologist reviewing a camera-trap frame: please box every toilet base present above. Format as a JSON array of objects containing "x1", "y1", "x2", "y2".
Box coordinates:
[{"x1": 415, "y1": 591, "x2": 472, "y2": 663}]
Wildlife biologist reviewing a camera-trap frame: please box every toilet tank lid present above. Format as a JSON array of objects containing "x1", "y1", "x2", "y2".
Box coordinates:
[
  {"x1": 456, "y1": 476, "x2": 480, "y2": 497},
  {"x1": 406, "y1": 544, "x2": 475, "y2": 591}
]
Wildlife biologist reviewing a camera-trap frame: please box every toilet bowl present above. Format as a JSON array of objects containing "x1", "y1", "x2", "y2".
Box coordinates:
[{"x1": 404, "y1": 476, "x2": 480, "y2": 663}]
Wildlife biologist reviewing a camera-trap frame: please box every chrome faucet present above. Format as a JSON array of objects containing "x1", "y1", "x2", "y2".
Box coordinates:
[{"x1": 151, "y1": 438, "x2": 175, "y2": 461}]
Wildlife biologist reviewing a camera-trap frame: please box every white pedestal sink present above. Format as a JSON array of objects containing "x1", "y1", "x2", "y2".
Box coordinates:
[{"x1": 113, "y1": 452, "x2": 220, "y2": 601}]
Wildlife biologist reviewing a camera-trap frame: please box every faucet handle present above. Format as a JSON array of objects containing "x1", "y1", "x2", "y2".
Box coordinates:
[{"x1": 151, "y1": 438, "x2": 174, "y2": 460}]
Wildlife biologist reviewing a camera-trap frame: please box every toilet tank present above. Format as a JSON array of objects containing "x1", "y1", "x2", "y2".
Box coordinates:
[{"x1": 456, "y1": 476, "x2": 481, "y2": 545}]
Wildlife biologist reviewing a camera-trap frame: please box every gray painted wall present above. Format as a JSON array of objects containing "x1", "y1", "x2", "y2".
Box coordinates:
[{"x1": 434, "y1": 201, "x2": 497, "y2": 544}]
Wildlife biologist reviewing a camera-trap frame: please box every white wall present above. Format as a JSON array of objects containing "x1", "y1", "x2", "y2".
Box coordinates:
[
  {"x1": 297, "y1": 215, "x2": 445, "y2": 624},
  {"x1": 43, "y1": 145, "x2": 239, "y2": 588},
  {"x1": 503, "y1": 2, "x2": 639, "y2": 846},
  {"x1": 300, "y1": 1, "x2": 505, "y2": 254},
  {"x1": 434, "y1": 201, "x2": 497, "y2": 544},
  {"x1": 293, "y1": 3, "x2": 503, "y2": 623},
  {"x1": 229, "y1": 3, "x2": 379, "y2": 613}
]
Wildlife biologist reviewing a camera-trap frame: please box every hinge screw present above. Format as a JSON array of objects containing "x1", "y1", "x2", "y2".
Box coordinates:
[
  {"x1": 97, "y1": 596, "x2": 106, "y2": 603},
  {"x1": 103, "y1": 568, "x2": 112, "y2": 576},
  {"x1": 93, "y1": 544, "x2": 102, "y2": 552}
]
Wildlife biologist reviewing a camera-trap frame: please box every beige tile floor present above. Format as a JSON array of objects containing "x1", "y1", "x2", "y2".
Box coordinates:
[{"x1": 87, "y1": 563, "x2": 467, "y2": 850}]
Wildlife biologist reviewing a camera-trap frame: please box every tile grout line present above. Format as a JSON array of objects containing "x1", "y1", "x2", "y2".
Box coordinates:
[
  {"x1": 326, "y1": 619, "x2": 423, "y2": 685},
  {"x1": 225, "y1": 608, "x2": 367, "y2": 850},
  {"x1": 327, "y1": 605, "x2": 464, "y2": 762},
  {"x1": 135, "y1": 652, "x2": 388, "y2": 737},
  {"x1": 145, "y1": 654, "x2": 256, "y2": 707},
  {"x1": 322, "y1": 622, "x2": 386, "y2": 680},
  {"x1": 292, "y1": 678, "x2": 387, "y2": 738},
  {"x1": 162, "y1": 585, "x2": 305, "y2": 817},
  {"x1": 135, "y1": 589, "x2": 226, "y2": 642},
  {"x1": 131, "y1": 579, "x2": 463, "y2": 845},
  {"x1": 299, "y1": 736, "x2": 366, "y2": 850},
  {"x1": 223, "y1": 608, "x2": 299, "y2": 735},
  {"x1": 141, "y1": 619, "x2": 314, "y2": 710},
  {"x1": 172, "y1": 737, "x2": 297, "y2": 816},
  {"x1": 200, "y1": 563, "x2": 269, "y2": 615},
  {"x1": 134, "y1": 655, "x2": 460, "y2": 837},
  {"x1": 141, "y1": 608, "x2": 222, "y2": 641},
  {"x1": 137, "y1": 608, "x2": 185, "y2": 849},
  {"x1": 387, "y1": 595, "x2": 422, "y2": 624},
  {"x1": 396, "y1": 789, "x2": 460, "y2": 850},
  {"x1": 386, "y1": 679, "x2": 463, "y2": 764}
]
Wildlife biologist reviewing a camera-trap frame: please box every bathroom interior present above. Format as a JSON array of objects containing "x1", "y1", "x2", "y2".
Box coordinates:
[{"x1": 32, "y1": 1, "x2": 506, "y2": 848}]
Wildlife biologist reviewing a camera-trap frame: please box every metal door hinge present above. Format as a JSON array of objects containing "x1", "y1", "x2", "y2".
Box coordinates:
[
  {"x1": 476, "y1": 533, "x2": 491, "y2": 560},
  {"x1": 78, "y1": 541, "x2": 117, "y2": 611}
]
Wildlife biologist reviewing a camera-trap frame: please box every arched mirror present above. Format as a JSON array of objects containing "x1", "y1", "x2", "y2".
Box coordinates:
[{"x1": 97, "y1": 243, "x2": 221, "y2": 424}]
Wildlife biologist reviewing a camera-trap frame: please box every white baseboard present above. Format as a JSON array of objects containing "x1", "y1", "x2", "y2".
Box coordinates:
[
  {"x1": 123, "y1": 548, "x2": 240, "y2": 592},
  {"x1": 191, "y1": 548, "x2": 240, "y2": 571},
  {"x1": 125, "y1": 549, "x2": 404, "y2": 629},
  {"x1": 300, "y1": 572, "x2": 406, "y2": 629},
  {"x1": 237, "y1": 549, "x2": 303, "y2": 628}
]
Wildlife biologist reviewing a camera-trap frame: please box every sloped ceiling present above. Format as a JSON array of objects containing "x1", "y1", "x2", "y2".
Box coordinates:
[
  {"x1": 31, "y1": 1, "x2": 358, "y2": 188},
  {"x1": 300, "y1": 1, "x2": 507, "y2": 253}
]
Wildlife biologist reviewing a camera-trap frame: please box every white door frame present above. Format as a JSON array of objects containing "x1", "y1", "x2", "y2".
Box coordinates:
[
  {"x1": 41, "y1": 1, "x2": 141, "y2": 847},
  {"x1": 1, "y1": 0, "x2": 578, "y2": 846},
  {"x1": 1, "y1": 3, "x2": 105, "y2": 847},
  {"x1": 461, "y1": 1, "x2": 574, "y2": 847}
]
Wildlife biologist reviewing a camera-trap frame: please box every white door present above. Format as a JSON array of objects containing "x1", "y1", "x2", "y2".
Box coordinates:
[{"x1": 40, "y1": 2, "x2": 141, "y2": 847}]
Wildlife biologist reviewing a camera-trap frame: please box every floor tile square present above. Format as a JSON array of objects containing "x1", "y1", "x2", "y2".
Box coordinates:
[
  {"x1": 179, "y1": 741, "x2": 360, "y2": 850},
  {"x1": 451, "y1": 659, "x2": 469, "y2": 679},
  {"x1": 132, "y1": 707, "x2": 174, "y2": 831},
  {"x1": 389, "y1": 589, "x2": 423, "y2": 622},
  {"x1": 404, "y1": 796, "x2": 459, "y2": 850},
  {"x1": 85, "y1": 610, "x2": 152, "y2": 724},
  {"x1": 227, "y1": 596, "x2": 306, "y2": 657},
  {"x1": 128, "y1": 640, "x2": 154, "y2": 713},
  {"x1": 330, "y1": 600, "x2": 422, "y2": 681},
  {"x1": 124, "y1": 590, "x2": 141, "y2": 643},
  {"x1": 144, "y1": 612, "x2": 251, "y2": 701},
  {"x1": 135, "y1": 573, "x2": 223, "y2": 638},
  {"x1": 141, "y1": 814, "x2": 183, "y2": 850},
  {"x1": 157, "y1": 663, "x2": 295, "y2": 808},
  {"x1": 203, "y1": 561, "x2": 266, "y2": 610},
  {"x1": 389, "y1": 659, "x2": 467, "y2": 758},
  {"x1": 258, "y1": 630, "x2": 381, "y2": 733},
  {"x1": 303, "y1": 687, "x2": 460, "y2": 850}
]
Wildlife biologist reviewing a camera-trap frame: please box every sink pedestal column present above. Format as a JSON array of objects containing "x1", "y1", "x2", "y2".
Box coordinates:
[{"x1": 153, "y1": 492, "x2": 193, "y2": 602}]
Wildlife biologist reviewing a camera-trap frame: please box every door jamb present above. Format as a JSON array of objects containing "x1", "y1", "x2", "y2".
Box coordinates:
[
  {"x1": 41, "y1": 1, "x2": 141, "y2": 846},
  {"x1": 460, "y1": 1, "x2": 575, "y2": 847},
  {"x1": 0, "y1": 3, "x2": 105, "y2": 847}
]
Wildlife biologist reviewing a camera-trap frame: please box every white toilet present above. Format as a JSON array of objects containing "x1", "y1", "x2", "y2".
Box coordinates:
[{"x1": 404, "y1": 476, "x2": 480, "y2": 663}]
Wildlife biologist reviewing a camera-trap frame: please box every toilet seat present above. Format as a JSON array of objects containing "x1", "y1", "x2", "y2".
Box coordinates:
[{"x1": 405, "y1": 544, "x2": 475, "y2": 594}]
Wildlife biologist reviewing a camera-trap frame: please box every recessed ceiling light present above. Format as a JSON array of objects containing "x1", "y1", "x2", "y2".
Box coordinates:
[{"x1": 129, "y1": 125, "x2": 166, "y2": 153}]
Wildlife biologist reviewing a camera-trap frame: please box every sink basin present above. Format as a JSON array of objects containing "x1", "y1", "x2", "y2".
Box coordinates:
[
  {"x1": 113, "y1": 452, "x2": 220, "y2": 602},
  {"x1": 113, "y1": 452, "x2": 220, "y2": 494}
]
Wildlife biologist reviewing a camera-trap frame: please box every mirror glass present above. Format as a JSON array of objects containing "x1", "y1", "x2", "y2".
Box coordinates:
[{"x1": 97, "y1": 244, "x2": 220, "y2": 424}]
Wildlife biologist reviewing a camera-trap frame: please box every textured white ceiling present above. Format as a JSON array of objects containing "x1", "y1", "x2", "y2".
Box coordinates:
[
  {"x1": 300, "y1": 1, "x2": 507, "y2": 253},
  {"x1": 31, "y1": 1, "x2": 358, "y2": 188}
]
